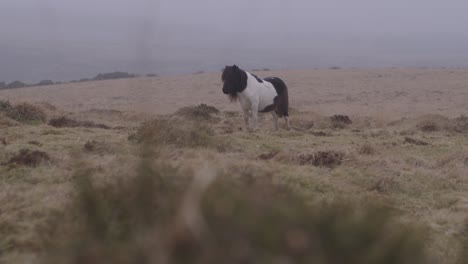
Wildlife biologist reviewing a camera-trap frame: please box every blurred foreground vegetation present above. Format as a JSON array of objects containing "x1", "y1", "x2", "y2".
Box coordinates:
[{"x1": 40, "y1": 146, "x2": 431, "y2": 264}]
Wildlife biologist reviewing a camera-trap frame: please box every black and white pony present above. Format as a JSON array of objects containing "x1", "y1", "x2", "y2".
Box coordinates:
[{"x1": 222, "y1": 65, "x2": 290, "y2": 131}]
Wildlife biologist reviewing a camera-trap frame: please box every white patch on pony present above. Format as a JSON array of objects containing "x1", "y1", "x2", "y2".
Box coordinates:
[{"x1": 236, "y1": 72, "x2": 278, "y2": 131}]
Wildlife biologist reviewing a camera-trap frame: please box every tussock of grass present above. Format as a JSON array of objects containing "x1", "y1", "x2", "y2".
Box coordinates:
[
  {"x1": 330, "y1": 114, "x2": 353, "y2": 129},
  {"x1": 416, "y1": 115, "x2": 451, "y2": 132},
  {"x1": 0, "y1": 113, "x2": 18, "y2": 127},
  {"x1": 175, "y1": 104, "x2": 220, "y2": 122},
  {"x1": 404, "y1": 137, "x2": 430, "y2": 146},
  {"x1": 48, "y1": 116, "x2": 111, "y2": 129},
  {"x1": 358, "y1": 143, "x2": 377, "y2": 155},
  {"x1": 453, "y1": 115, "x2": 468, "y2": 133},
  {"x1": 130, "y1": 118, "x2": 215, "y2": 148},
  {"x1": 369, "y1": 177, "x2": 399, "y2": 194},
  {"x1": 297, "y1": 151, "x2": 345, "y2": 168},
  {"x1": 257, "y1": 150, "x2": 280, "y2": 160},
  {"x1": 2, "y1": 149, "x2": 50, "y2": 167},
  {"x1": 83, "y1": 140, "x2": 113, "y2": 155}
]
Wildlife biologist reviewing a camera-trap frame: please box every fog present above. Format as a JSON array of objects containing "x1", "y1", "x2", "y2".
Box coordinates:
[{"x1": 1, "y1": 0, "x2": 468, "y2": 82}]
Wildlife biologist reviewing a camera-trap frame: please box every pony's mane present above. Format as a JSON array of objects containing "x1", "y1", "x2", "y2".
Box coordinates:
[{"x1": 222, "y1": 65, "x2": 247, "y2": 102}]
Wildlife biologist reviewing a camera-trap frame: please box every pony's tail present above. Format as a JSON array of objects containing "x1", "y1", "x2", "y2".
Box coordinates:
[{"x1": 267, "y1": 77, "x2": 289, "y2": 118}]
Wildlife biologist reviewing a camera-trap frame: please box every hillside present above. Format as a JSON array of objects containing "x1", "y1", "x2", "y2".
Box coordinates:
[{"x1": 1, "y1": 68, "x2": 468, "y2": 263}]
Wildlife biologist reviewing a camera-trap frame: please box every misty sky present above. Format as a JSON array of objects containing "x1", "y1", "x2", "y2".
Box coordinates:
[{"x1": 1, "y1": 0, "x2": 468, "y2": 82}]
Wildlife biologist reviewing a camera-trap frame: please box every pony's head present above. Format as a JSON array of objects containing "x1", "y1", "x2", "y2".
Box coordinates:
[{"x1": 221, "y1": 65, "x2": 247, "y2": 101}]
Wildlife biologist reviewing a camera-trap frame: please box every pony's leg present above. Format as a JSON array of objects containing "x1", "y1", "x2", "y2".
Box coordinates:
[
  {"x1": 271, "y1": 112, "x2": 279, "y2": 131},
  {"x1": 285, "y1": 116, "x2": 291, "y2": 130},
  {"x1": 251, "y1": 104, "x2": 259, "y2": 132},
  {"x1": 243, "y1": 109, "x2": 250, "y2": 131}
]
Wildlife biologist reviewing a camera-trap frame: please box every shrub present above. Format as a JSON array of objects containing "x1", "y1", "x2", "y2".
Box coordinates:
[
  {"x1": 0, "y1": 99, "x2": 12, "y2": 111},
  {"x1": 35, "y1": 80, "x2": 54, "y2": 86},
  {"x1": 4, "y1": 103, "x2": 46, "y2": 123},
  {"x1": 93, "y1": 72, "x2": 136, "y2": 81},
  {"x1": 6, "y1": 81, "x2": 27, "y2": 89},
  {"x1": 0, "y1": 81, "x2": 5, "y2": 89}
]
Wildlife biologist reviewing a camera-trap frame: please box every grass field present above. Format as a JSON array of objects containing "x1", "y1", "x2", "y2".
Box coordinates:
[{"x1": 1, "y1": 69, "x2": 468, "y2": 263}]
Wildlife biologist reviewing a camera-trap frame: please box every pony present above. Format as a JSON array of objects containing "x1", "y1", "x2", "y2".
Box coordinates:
[{"x1": 222, "y1": 65, "x2": 290, "y2": 131}]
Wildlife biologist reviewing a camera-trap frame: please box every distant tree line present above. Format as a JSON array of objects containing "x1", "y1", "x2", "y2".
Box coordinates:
[{"x1": 0, "y1": 71, "x2": 159, "y2": 90}]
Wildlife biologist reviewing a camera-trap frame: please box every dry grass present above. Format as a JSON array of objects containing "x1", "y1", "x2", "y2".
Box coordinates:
[
  {"x1": 130, "y1": 118, "x2": 216, "y2": 148},
  {"x1": 416, "y1": 114, "x2": 452, "y2": 132},
  {"x1": 175, "y1": 104, "x2": 220, "y2": 123},
  {"x1": 296, "y1": 151, "x2": 345, "y2": 168},
  {"x1": 48, "y1": 116, "x2": 111, "y2": 129},
  {"x1": 2, "y1": 149, "x2": 50, "y2": 167},
  {"x1": 358, "y1": 143, "x2": 377, "y2": 155}
]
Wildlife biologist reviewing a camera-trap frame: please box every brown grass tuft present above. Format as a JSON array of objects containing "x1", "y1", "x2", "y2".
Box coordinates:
[
  {"x1": 358, "y1": 143, "x2": 377, "y2": 155},
  {"x1": 297, "y1": 151, "x2": 345, "y2": 168},
  {"x1": 310, "y1": 131, "x2": 331, "y2": 137},
  {"x1": 175, "y1": 104, "x2": 220, "y2": 122},
  {"x1": 0, "y1": 113, "x2": 18, "y2": 127},
  {"x1": 83, "y1": 140, "x2": 113, "y2": 155},
  {"x1": 369, "y1": 177, "x2": 398, "y2": 194},
  {"x1": 330, "y1": 114, "x2": 352, "y2": 129},
  {"x1": 3, "y1": 149, "x2": 50, "y2": 167},
  {"x1": 416, "y1": 114, "x2": 451, "y2": 132},
  {"x1": 404, "y1": 137, "x2": 430, "y2": 146},
  {"x1": 257, "y1": 150, "x2": 280, "y2": 160},
  {"x1": 48, "y1": 116, "x2": 111, "y2": 129},
  {"x1": 130, "y1": 118, "x2": 215, "y2": 148},
  {"x1": 453, "y1": 115, "x2": 468, "y2": 133},
  {"x1": 28, "y1": 140, "x2": 42, "y2": 146}
]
